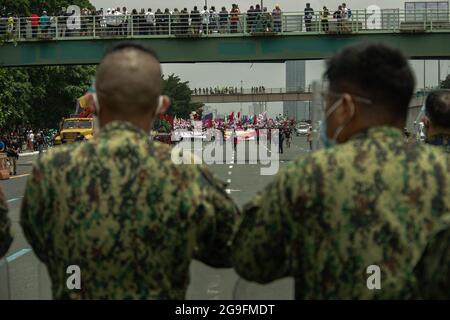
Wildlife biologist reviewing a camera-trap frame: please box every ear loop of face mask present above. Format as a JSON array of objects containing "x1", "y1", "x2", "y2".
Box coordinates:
[{"x1": 327, "y1": 97, "x2": 356, "y2": 141}]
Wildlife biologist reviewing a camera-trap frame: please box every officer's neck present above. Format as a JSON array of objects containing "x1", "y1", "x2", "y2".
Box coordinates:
[{"x1": 99, "y1": 114, "x2": 153, "y2": 133}]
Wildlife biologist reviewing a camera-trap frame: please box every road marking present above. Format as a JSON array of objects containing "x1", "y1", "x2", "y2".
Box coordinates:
[
  {"x1": 10, "y1": 173, "x2": 30, "y2": 179},
  {"x1": 262, "y1": 144, "x2": 272, "y2": 154},
  {"x1": 227, "y1": 179, "x2": 231, "y2": 183},
  {"x1": 228, "y1": 171, "x2": 232, "y2": 175},
  {"x1": 225, "y1": 189, "x2": 240, "y2": 194},
  {"x1": 6, "y1": 248, "x2": 32, "y2": 263},
  {"x1": 7, "y1": 197, "x2": 23, "y2": 203},
  {"x1": 229, "y1": 165, "x2": 233, "y2": 169}
]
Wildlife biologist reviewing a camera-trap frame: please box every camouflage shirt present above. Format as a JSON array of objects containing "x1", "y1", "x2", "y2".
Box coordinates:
[
  {"x1": 21, "y1": 121, "x2": 239, "y2": 300},
  {"x1": 0, "y1": 186, "x2": 12, "y2": 258},
  {"x1": 426, "y1": 133, "x2": 450, "y2": 153},
  {"x1": 232, "y1": 126, "x2": 450, "y2": 299}
]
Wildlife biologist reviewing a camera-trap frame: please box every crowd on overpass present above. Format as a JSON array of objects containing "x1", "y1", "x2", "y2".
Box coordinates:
[
  {"x1": 0, "y1": 2, "x2": 354, "y2": 39},
  {"x1": 192, "y1": 86, "x2": 267, "y2": 95}
]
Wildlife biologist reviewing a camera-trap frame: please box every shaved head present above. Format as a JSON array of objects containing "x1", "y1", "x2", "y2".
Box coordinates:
[{"x1": 96, "y1": 44, "x2": 161, "y2": 117}]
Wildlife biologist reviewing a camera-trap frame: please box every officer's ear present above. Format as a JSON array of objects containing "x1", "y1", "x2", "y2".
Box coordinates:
[
  {"x1": 157, "y1": 95, "x2": 171, "y2": 115},
  {"x1": 422, "y1": 115, "x2": 431, "y2": 129}
]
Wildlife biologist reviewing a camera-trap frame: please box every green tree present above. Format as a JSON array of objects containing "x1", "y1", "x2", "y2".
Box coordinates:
[
  {"x1": 162, "y1": 74, "x2": 203, "y2": 119},
  {"x1": 0, "y1": 0, "x2": 93, "y2": 16},
  {"x1": 440, "y1": 75, "x2": 450, "y2": 89},
  {"x1": 25, "y1": 65, "x2": 96, "y2": 128},
  {"x1": 0, "y1": 68, "x2": 33, "y2": 128}
]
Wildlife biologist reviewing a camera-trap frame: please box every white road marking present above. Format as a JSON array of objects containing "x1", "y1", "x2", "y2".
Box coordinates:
[
  {"x1": 228, "y1": 171, "x2": 232, "y2": 175},
  {"x1": 7, "y1": 197, "x2": 23, "y2": 203},
  {"x1": 227, "y1": 179, "x2": 231, "y2": 183},
  {"x1": 229, "y1": 165, "x2": 233, "y2": 169},
  {"x1": 5, "y1": 248, "x2": 32, "y2": 263}
]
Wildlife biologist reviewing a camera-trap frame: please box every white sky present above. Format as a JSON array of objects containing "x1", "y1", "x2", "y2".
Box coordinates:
[{"x1": 90, "y1": 1, "x2": 449, "y2": 116}]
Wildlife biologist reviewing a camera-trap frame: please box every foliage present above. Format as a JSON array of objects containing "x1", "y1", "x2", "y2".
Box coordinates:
[
  {"x1": 440, "y1": 75, "x2": 450, "y2": 89},
  {"x1": 0, "y1": 0, "x2": 94, "y2": 16},
  {"x1": 162, "y1": 74, "x2": 204, "y2": 119},
  {"x1": 0, "y1": 65, "x2": 95, "y2": 129}
]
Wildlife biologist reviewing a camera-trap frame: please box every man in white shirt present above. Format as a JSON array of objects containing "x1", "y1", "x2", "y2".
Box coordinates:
[
  {"x1": 201, "y1": 5, "x2": 210, "y2": 34},
  {"x1": 146, "y1": 8, "x2": 155, "y2": 34}
]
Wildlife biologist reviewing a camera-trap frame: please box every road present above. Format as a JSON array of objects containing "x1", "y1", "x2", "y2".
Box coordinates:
[{"x1": 0, "y1": 135, "x2": 310, "y2": 300}]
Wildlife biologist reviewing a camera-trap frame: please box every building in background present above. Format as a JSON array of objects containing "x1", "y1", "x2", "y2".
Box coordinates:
[{"x1": 284, "y1": 61, "x2": 308, "y2": 121}]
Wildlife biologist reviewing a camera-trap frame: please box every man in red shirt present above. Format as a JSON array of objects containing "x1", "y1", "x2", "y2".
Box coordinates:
[{"x1": 30, "y1": 13, "x2": 39, "y2": 38}]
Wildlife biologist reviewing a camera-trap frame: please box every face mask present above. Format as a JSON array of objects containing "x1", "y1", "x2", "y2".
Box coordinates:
[{"x1": 320, "y1": 97, "x2": 343, "y2": 148}]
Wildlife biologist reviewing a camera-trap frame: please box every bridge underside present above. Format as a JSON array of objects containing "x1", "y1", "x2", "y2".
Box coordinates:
[{"x1": 1, "y1": 32, "x2": 450, "y2": 67}]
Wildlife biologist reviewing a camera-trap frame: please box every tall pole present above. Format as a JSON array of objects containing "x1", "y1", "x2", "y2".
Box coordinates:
[
  {"x1": 438, "y1": 60, "x2": 441, "y2": 88},
  {"x1": 423, "y1": 60, "x2": 426, "y2": 93}
]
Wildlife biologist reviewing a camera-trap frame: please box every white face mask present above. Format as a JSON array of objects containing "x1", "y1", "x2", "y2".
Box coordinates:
[{"x1": 92, "y1": 93, "x2": 164, "y2": 134}]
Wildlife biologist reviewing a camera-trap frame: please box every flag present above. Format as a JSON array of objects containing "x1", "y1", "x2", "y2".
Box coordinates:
[{"x1": 229, "y1": 112, "x2": 235, "y2": 123}]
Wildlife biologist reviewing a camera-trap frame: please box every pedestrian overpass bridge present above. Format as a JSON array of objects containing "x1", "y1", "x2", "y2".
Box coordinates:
[{"x1": 1, "y1": 9, "x2": 450, "y2": 66}]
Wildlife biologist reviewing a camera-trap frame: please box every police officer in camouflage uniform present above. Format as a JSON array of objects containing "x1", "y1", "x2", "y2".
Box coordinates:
[
  {"x1": 232, "y1": 43, "x2": 450, "y2": 299},
  {"x1": 424, "y1": 89, "x2": 450, "y2": 153},
  {"x1": 0, "y1": 186, "x2": 12, "y2": 258},
  {"x1": 21, "y1": 43, "x2": 239, "y2": 299}
]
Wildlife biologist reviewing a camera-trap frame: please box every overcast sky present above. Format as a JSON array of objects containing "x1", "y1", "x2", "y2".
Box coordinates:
[{"x1": 89, "y1": 1, "x2": 449, "y2": 116}]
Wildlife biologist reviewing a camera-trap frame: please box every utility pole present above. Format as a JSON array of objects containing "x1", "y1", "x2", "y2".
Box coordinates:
[{"x1": 438, "y1": 60, "x2": 441, "y2": 87}]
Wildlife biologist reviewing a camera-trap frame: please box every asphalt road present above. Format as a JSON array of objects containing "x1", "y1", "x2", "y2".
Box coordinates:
[{"x1": 0, "y1": 135, "x2": 310, "y2": 300}]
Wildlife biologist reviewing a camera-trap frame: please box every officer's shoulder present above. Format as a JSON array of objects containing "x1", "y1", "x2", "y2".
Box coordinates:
[{"x1": 37, "y1": 142, "x2": 90, "y2": 168}]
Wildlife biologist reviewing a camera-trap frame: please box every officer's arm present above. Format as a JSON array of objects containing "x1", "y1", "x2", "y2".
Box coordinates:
[
  {"x1": 232, "y1": 169, "x2": 293, "y2": 284},
  {"x1": 413, "y1": 227, "x2": 450, "y2": 299},
  {"x1": 193, "y1": 166, "x2": 240, "y2": 268},
  {"x1": 0, "y1": 187, "x2": 12, "y2": 258},
  {"x1": 20, "y1": 163, "x2": 50, "y2": 263}
]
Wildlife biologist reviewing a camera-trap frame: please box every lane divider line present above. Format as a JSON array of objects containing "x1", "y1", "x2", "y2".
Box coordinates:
[
  {"x1": 10, "y1": 173, "x2": 30, "y2": 180},
  {"x1": 6, "y1": 248, "x2": 32, "y2": 263},
  {"x1": 7, "y1": 197, "x2": 23, "y2": 203}
]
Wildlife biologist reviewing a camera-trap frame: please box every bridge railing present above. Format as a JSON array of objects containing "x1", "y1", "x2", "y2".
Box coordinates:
[
  {"x1": 191, "y1": 87, "x2": 310, "y2": 95},
  {"x1": 1, "y1": 9, "x2": 450, "y2": 41}
]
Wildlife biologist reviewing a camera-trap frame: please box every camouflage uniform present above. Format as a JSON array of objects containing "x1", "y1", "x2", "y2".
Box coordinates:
[
  {"x1": 232, "y1": 126, "x2": 450, "y2": 299},
  {"x1": 0, "y1": 186, "x2": 12, "y2": 258},
  {"x1": 426, "y1": 133, "x2": 450, "y2": 153},
  {"x1": 21, "y1": 121, "x2": 239, "y2": 300}
]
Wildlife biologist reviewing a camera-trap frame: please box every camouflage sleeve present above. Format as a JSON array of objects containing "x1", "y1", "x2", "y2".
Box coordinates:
[
  {"x1": 413, "y1": 227, "x2": 450, "y2": 299},
  {"x1": 231, "y1": 168, "x2": 293, "y2": 284},
  {"x1": 192, "y1": 165, "x2": 240, "y2": 268},
  {"x1": 20, "y1": 162, "x2": 51, "y2": 263},
  {"x1": 0, "y1": 186, "x2": 12, "y2": 258}
]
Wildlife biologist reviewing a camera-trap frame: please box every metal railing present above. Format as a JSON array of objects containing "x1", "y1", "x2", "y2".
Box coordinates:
[
  {"x1": 1, "y1": 9, "x2": 450, "y2": 41},
  {"x1": 191, "y1": 87, "x2": 309, "y2": 95}
]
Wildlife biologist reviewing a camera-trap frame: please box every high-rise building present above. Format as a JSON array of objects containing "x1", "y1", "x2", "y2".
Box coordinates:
[{"x1": 284, "y1": 61, "x2": 309, "y2": 121}]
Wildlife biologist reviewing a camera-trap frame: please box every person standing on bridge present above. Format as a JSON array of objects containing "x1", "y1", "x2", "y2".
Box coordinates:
[
  {"x1": 423, "y1": 89, "x2": 450, "y2": 153},
  {"x1": 20, "y1": 43, "x2": 239, "y2": 299},
  {"x1": 232, "y1": 43, "x2": 450, "y2": 299},
  {"x1": 304, "y1": 3, "x2": 314, "y2": 32},
  {"x1": 0, "y1": 186, "x2": 12, "y2": 259}
]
